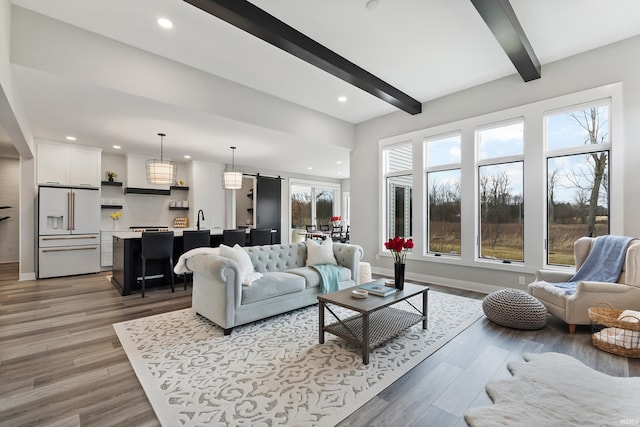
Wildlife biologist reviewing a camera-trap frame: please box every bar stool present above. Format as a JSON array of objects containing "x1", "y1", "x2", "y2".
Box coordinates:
[
  {"x1": 181, "y1": 230, "x2": 211, "y2": 289},
  {"x1": 249, "y1": 228, "x2": 272, "y2": 246},
  {"x1": 140, "y1": 231, "x2": 174, "y2": 298},
  {"x1": 223, "y1": 229, "x2": 247, "y2": 247}
]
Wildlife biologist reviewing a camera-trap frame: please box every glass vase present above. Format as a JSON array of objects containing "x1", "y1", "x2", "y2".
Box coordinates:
[{"x1": 394, "y1": 262, "x2": 405, "y2": 290}]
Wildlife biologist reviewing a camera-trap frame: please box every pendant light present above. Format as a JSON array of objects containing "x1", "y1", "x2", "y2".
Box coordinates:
[
  {"x1": 223, "y1": 146, "x2": 243, "y2": 190},
  {"x1": 146, "y1": 132, "x2": 177, "y2": 185}
]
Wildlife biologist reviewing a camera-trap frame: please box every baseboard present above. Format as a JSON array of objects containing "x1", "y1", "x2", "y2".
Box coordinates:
[
  {"x1": 371, "y1": 266, "x2": 503, "y2": 295},
  {"x1": 19, "y1": 272, "x2": 36, "y2": 281}
]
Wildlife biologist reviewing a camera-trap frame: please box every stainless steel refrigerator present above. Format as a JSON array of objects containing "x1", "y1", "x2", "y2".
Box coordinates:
[{"x1": 38, "y1": 185, "x2": 100, "y2": 278}]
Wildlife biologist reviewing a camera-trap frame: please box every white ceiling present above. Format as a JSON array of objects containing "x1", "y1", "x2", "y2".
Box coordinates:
[{"x1": 5, "y1": 0, "x2": 640, "y2": 178}]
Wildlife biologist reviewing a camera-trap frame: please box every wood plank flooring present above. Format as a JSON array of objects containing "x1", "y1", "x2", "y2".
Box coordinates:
[{"x1": 0, "y1": 264, "x2": 638, "y2": 426}]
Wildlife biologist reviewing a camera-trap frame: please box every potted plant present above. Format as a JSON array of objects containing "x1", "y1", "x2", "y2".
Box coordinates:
[{"x1": 106, "y1": 171, "x2": 118, "y2": 182}]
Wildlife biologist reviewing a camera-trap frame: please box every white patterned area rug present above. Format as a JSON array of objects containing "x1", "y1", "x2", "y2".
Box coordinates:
[{"x1": 114, "y1": 291, "x2": 482, "y2": 426}]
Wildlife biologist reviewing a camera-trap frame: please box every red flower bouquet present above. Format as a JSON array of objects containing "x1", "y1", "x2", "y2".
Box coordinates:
[{"x1": 384, "y1": 236, "x2": 414, "y2": 264}]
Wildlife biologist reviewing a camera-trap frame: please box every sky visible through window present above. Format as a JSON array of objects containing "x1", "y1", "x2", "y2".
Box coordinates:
[
  {"x1": 427, "y1": 134, "x2": 461, "y2": 167},
  {"x1": 546, "y1": 104, "x2": 609, "y2": 206}
]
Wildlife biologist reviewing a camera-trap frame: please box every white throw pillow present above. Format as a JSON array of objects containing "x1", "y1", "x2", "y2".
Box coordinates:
[
  {"x1": 306, "y1": 238, "x2": 337, "y2": 266},
  {"x1": 219, "y1": 244, "x2": 255, "y2": 285}
]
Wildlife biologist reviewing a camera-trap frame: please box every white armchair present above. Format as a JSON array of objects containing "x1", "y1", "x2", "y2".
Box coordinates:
[{"x1": 528, "y1": 236, "x2": 640, "y2": 333}]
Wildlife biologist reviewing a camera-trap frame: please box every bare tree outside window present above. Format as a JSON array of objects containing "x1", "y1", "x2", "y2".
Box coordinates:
[
  {"x1": 546, "y1": 104, "x2": 610, "y2": 265},
  {"x1": 476, "y1": 121, "x2": 524, "y2": 262},
  {"x1": 426, "y1": 133, "x2": 461, "y2": 255},
  {"x1": 479, "y1": 164, "x2": 524, "y2": 261},
  {"x1": 428, "y1": 170, "x2": 461, "y2": 254}
]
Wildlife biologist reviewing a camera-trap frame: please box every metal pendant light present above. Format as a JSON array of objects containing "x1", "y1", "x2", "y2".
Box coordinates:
[
  {"x1": 146, "y1": 132, "x2": 177, "y2": 185},
  {"x1": 223, "y1": 146, "x2": 243, "y2": 190}
]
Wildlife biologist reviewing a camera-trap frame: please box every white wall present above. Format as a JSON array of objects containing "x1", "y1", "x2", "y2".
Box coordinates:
[
  {"x1": 0, "y1": 157, "x2": 19, "y2": 262},
  {"x1": 1, "y1": 0, "x2": 36, "y2": 279},
  {"x1": 351, "y1": 35, "x2": 640, "y2": 293}
]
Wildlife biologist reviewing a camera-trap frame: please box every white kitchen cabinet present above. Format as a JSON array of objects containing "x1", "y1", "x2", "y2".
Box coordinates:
[
  {"x1": 36, "y1": 143, "x2": 68, "y2": 185},
  {"x1": 37, "y1": 141, "x2": 102, "y2": 187},
  {"x1": 101, "y1": 231, "x2": 114, "y2": 267},
  {"x1": 70, "y1": 146, "x2": 101, "y2": 186},
  {"x1": 191, "y1": 161, "x2": 225, "y2": 230}
]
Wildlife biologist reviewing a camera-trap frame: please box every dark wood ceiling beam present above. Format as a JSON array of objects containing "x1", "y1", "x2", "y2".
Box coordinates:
[
  {"x1": 183, "y1": 0, "x2": 422, "y2": 115},
  {"x1": 470, "y1": 0, "x2": 541, "y2": 82}
]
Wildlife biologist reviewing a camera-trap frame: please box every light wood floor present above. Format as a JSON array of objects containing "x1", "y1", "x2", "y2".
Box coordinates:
[{"x1": 1, "y1": 263, "x2": 638, "y2": 426}]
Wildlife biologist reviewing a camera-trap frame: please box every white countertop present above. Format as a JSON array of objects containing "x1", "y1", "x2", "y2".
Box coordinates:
[{"x1": 111, "y1": 228, "x2": 235, "y2": 239}]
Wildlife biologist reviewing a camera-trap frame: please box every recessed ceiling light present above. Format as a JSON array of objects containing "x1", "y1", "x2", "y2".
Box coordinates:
[
  {"x1": 112, "y1": 145, "x2": 121, "y2": 149},
  {"x1": 184, "y1": 155, "x2": 191, "y2": 159},
  {"x1": 337, "y1": 172, "x2": 342, "y2": 175},
  {"x1": 65, "y1": 136, "x2": 76, "y2": 141},
  {"x1": 307, "y1": 167, "x2": 313, "y2": 170},
  {"x1": 336, "y1": 160, "x2": 343, "y2": 164},
  {"x1": 366, "y1": 0, "x2": 380, "y2": 11},
  {"x1": 157, "y1": 17, "x2": 173, "y2": 29},
  {"x1": 337, "y1": 96, "x2": 347, "y2": 103}
]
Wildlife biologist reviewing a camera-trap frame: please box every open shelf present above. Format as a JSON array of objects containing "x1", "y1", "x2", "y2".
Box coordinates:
[
  {"x1": 101, "y1": 180, "x2": 123, "y2": 187},
  {"x1": 101, "y1": 205, "x2": 123, "y2": 209},
  {"x1": 124, "y1": 187, "x2": 170, "y2": 196},
  {"x1": 169, "y1": 207, "x2": 189, "y2": 210},
  {"x1": 170, "y1": 185, "x2": 189, "y2": 191}
]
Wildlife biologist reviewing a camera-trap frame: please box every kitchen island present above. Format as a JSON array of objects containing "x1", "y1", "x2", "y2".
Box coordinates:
[{"x1": 111, "y1": 228, "x2": 230, "y2": 296}]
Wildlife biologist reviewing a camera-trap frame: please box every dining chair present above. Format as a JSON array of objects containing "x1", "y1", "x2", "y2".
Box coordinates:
[
  {"x1": 341, "y1": 225, "x2": 350, "y2": 243},
  {"x1": 250, "y1": 228, "x2": 272, "y2": 246},
  {"x1": 305, "y1": 224, "x2": 317, "y2": 240},
  {"x1": 223, "y1": 228, "x2": 247, "y2": 247},
  {"x1": 181, "y1": 230, "x2": 211, "y2": 289},
  {"x1": 140, "y1": 231, "x2": 174, "y2": 298},
  {"x1": 330, "y1": 225, "x2": 343, "y2": 241}
]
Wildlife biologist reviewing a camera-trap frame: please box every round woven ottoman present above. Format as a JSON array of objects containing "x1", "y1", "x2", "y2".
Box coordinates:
[{"x1": 483, "y1": 289, "x2": 547, "y2": 330}]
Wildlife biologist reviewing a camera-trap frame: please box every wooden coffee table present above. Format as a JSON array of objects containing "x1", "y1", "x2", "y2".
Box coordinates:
[{"x1": 318, "y1": 281, "x2": 429, "y2": 364}]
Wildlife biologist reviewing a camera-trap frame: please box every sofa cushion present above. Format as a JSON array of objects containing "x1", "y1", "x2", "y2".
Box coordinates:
[
  {"x1": 287, "y1": 266, "x2": 352, "y2": 289},
  {"x1": 220, "y1": 244, "x2": 254, "y2": 285},
  {"x1": 306, "y1": 239, "x2": 337, "y2": 266},
  {"x1": 241, "y1": 272, "x2": 305, "y2": 304}
]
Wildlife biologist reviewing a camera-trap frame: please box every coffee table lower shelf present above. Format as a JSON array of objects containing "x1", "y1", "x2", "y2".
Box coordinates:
[{"x1": 324, "y1": 306, "x2": 424, "y2": 348}]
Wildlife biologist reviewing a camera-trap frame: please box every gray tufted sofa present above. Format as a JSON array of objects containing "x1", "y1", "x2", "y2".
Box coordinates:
[{"x1": 186, "y1": 241, "x2": 363, "y2": 334}]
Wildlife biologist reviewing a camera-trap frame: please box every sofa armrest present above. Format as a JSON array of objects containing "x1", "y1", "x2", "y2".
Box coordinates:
[
  {"x1": 535, "y1": 269, "x2": 574, "y2": 282},
  {"x1": 333, "y1": 243, "x2": 364, "y2": 285},
  {"x1": 186, "y1": 253, "x2": 243, "y2": 308}
]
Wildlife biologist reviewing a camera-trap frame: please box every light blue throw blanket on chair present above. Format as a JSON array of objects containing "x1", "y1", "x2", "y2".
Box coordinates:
[
  {"x1": 311, "y1": 264, "x2": 343, "y2": 294},
  {"x1": 553, "y1": 235, "x2": 635, "y2": 295}
]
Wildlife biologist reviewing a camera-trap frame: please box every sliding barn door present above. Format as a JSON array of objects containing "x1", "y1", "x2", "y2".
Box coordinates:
[{"x1": 256, "y1": 176, "x2": 281, "y2": 244}]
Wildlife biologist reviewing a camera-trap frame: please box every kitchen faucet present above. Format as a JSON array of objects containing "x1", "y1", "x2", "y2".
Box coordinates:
[{"x1": 196, "y1": 209, "x2": 205, "y2": 230}]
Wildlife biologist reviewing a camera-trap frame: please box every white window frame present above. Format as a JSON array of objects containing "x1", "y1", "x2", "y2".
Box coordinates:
[
  {"x1": 475, "y1": 117, "x2": 525, "y2": 264},
  {"x1": 377, "y1": 83, "x2": 623, "y2": 274},
  {"x1": 424, "y1": 131, "x2": 462, "y2": 257},
  {"x1": 543, "y1": 98, "x2": 613, "y2": 267},
  {"x1": 380, "y1": 141, "x2": 414, "y2": 254}
]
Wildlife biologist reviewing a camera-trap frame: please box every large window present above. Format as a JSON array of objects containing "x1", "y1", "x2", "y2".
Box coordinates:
[
  {"x1": 477, "y1": 121, "x2": 524, "y2": 262},
  {"x1": 384, "y1": 144, "x2": 412, "y2": 240},
  {"x1": 425, "y1": 133, "x2": 461, "y2": 255},
  {"x1": 546, "y1": 102, "x2": 610, "y2": 265},
  {"x1": 291, "y1": 183, "x2": 338, "y2": 229},
  {"x1": 291, "y1": 185, "x2": 312, "y2": 229}
]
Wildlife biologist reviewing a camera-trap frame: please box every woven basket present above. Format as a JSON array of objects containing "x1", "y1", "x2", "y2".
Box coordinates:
[{"x1": 588, "y1": 304, "x2": 640, "y2": 358}]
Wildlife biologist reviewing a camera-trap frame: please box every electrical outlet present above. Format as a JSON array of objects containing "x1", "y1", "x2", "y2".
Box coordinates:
[{"x1": 518, "y1": 276, "x2": 525, "y2": 285}]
